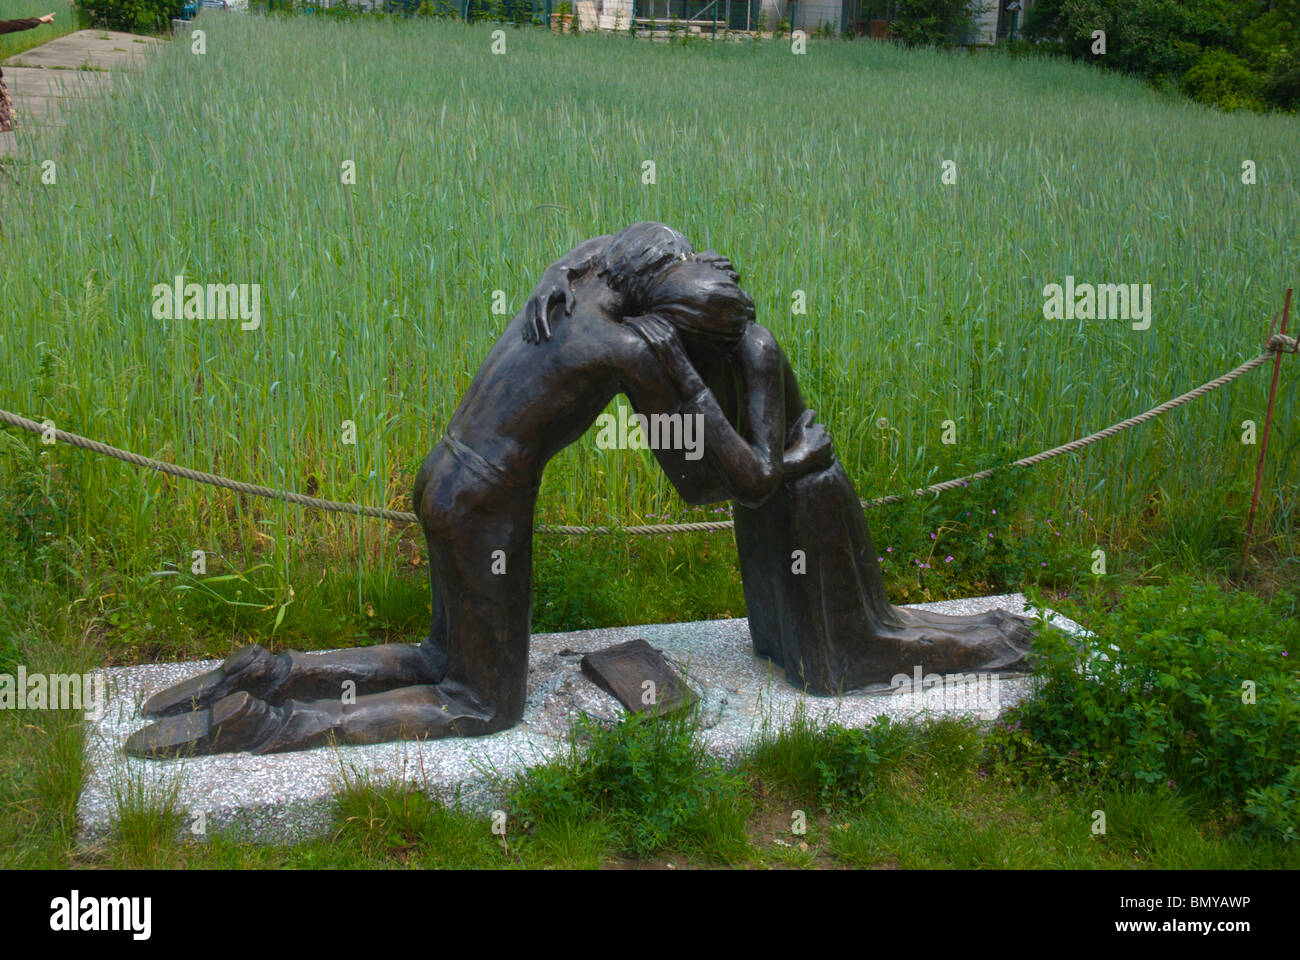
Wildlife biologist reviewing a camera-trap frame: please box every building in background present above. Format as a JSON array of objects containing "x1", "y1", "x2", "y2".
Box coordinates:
[
  {"x1": 789, "y1": 1, "x2": 1035, "y2": 41},
  {"x1": 577, "y1": 0, "x2": 1035, "y2": 40},
  {"x1": 575, "y1": 0, "x2": 768, "y2": 32}
]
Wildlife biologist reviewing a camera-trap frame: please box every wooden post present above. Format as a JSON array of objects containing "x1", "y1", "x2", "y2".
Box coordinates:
[{"x1": 1243, "y1": 287, "x2": 1293, "y2": 564}]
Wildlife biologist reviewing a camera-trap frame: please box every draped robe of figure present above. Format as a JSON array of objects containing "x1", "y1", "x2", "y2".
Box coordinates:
[{"x1": 652, "y1": 314, "x2": 1029, "y2": 695}]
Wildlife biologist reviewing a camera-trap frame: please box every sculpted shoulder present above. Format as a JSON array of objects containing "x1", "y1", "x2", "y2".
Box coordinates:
[{"x1": 551, "y1": 299, "x2": 654, "y2": 376}]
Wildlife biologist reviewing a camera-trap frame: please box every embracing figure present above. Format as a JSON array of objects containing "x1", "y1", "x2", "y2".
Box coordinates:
[
  {"x1": 526, "y1": 225, "x2": 1034, "y2": 694},
  {"x1": 126, "y1": 223, "x2": 1033, "y2": 758}
]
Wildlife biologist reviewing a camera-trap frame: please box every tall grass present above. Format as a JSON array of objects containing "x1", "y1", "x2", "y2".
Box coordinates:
[{"x1": 1, "y1": 19, "x2": 1296, "y2": 615}]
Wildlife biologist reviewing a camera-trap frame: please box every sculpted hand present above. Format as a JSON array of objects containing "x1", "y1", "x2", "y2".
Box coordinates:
[
  {"x1": 625, "y1": 314, "x2": 705, "y2": 397},
  {"x1": 520, "y1": 266, "x2": 575, "y2": 344},
  {"x1": 38, "y1": 11, "x2": 55, "y2": 21},
  {"x1": 783, "y1": 410, "x2": 833, "y2": 477},
  {"x1": 694, "y1": 250, "x2": 739, "y2": 283}
]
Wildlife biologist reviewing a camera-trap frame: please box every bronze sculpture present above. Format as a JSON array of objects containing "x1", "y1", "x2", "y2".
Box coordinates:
[{"x1": 126, "y1": 223, "x2": 1033, "y2": 758}]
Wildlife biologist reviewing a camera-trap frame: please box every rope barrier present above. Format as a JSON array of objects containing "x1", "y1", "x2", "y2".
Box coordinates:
[{"x1": 1, "y1": 333, "x2": 1294, "y2": 536}]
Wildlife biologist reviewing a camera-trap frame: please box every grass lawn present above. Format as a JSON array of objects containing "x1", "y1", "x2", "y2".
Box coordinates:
[{"x1": 5, "y1": 689, "x2": 1296, "y2": 870}]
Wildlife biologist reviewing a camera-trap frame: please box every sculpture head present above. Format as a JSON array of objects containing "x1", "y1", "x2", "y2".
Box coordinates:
[
  {"x1": 596, "y1": 221, "x2": 752, "y2": 352},
  {"x1": 597, "y1": 222, "x2": 694, "y2": 313},
  {"x1": 638, "y1": 257, "x2": 754, "y2": 350}
]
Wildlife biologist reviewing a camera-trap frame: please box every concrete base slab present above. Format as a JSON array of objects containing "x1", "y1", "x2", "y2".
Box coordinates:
[{"x1": 78, "y1": 594, "x2": 1084, "y2": 845}]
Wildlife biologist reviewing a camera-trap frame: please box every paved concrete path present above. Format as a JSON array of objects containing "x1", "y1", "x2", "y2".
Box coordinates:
[{"x1": 1, "y1": 29, "x2": 165, "y2": 157}]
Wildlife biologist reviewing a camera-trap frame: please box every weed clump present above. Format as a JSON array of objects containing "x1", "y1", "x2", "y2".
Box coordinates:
[
  {"x1": 996, "y1": 579, "x2": 1300, "y2": 842},
  {"x1": 510, "y1": 706, "x2": 751, "y2": 861}
]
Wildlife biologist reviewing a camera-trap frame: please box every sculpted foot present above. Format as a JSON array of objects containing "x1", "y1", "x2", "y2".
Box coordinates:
[
  {"x1": 125, "y1": 691, "x2": 285, "y2": 759},
  {"x1": 884, "y1": 606, "x2": 1037, "y2": 673},
  {"x1": 141, "y1": 644, "x2": 288, "y2": 717},
  {"x1": 256, "y1": 682, "x2": 505, "y2": 754},
  {"x1": 126, "y1": 683, "x2": 512, "y2": 758}
]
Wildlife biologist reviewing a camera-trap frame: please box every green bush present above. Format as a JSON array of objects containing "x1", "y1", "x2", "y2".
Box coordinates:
[
  {"x1": 1245, "y1": 763, "x2": 1300, "y2": 844},
  {"x1": 996, "y1": 579, "x2": 1300, "y2": 842},
  {"x1": 531, "y1": 543, "x2": 620, "y2": 632},
  {"x1": 1262, "y1": 45, "x2": 1300, "y2": 110},
  {"x1": 415, "y1": 0, "x2": 460, "y2": 17},
  {"x1": 1027, "y1": 0, "x2": 1230, "y2": 77},
  {"x1": 890, "y1": 0, "x2": 980, "y2": 48},
  {"x1": 1180, "y1": 48, "x2": 1265, "y2": 110},
  {"x1": 748, "y1": 702, "x2": 961, "y2": 806},
  {"x1": 510, "y1": 707, "x2": 751, "y2": 859},
  {"x1": 1025, "y1": 0, "x2": 1300, "y2": 112},
  {"x1": 810, "y1": 717, "x2": 915, "y2": 806},
  {"x1": 1, "y1": 435, "x2": 80, "y2": 598},
  {"x1": 74, "y1": 0, "x2": 180, "y2": 32}
]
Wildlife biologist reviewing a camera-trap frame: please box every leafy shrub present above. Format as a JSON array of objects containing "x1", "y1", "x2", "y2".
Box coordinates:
[
  {"x1": 462, "y1": 0, "x2": 538, "y2": 23},
  {"x1": 811, "y1": 717, "x2": 915, "y2": 805},
  {"x1": 1262, "y1": 45, "x2": 1300, "y2": 110},
  {"x1": 749, "y1": 705, "x2": 925, "y2": 808},
  {"x1": 510, "y1": 707, "x2": 750, "y2": 859},
  {"x1": 890, "y1": 0, "x2": 981, "y2": 48},
  {"x1": 1026, "y1": 0, "x2": 1234, "y2": 70},
  {"x1": 1245, "y1": 763, "x2": 1300, "y2": 844},
  {"x1": 415, "y1": 0, "x2": 460, "y2": 16},
  {"x1": 531, "y1": 544, "x2": 619, "y2": 632},
  {"x1": 74, "y1": 0, "x2": 181, "y2": 32},
  {"x1": 1025, "y1": 0, "x2": 1300, "y2": 112},
  {"x1": 1, "y1": 431, "x2": 80, "y2": 598},
  {"x1": 995, "y1": 578, "x2": 1300, "y2": 841},
  {"x1": 1180, "y1": 49, "x2": 1265, "y2": 110}
]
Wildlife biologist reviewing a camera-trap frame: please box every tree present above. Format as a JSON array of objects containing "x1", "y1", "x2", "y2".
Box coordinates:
[{"x1": 890, "y1": 0, "x2": 984, "y2": 48}]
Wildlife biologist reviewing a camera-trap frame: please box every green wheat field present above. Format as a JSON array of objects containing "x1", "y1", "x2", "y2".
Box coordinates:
[{"x1": 1, "y1": 16, "x2": 1297, "y2": 638}]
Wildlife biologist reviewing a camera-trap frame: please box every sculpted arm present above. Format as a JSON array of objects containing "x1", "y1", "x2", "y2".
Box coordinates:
[
  {"x1": 626, "y1": 318, "x2": 786, "y2": 509},
  {"x1": 520, "y1": 235, "x2": 613, "y2": 344}
]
